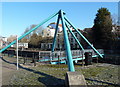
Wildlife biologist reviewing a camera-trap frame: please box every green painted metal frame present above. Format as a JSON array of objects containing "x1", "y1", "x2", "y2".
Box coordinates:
[
  {"x1": 64, "y1": 16, "x2": 103, "y2": 58},
  {"x1": 51, "y1": 14, "x2": 60, "y2": 52},
  {"x1": 0, "y1": 11, "x2": 59, "y2": 53},
  {"x1": 60, "y1": 10, "x2": 75, "y2": 72},
  {"x1": 65, "y1": 22, "x2": 84, "y2": 51},
  {"x1": 0, "y1": 9, "x2": 103, "y2": 72}
]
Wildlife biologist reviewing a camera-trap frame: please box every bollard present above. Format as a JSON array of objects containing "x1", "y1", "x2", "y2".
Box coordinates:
[
  {"x1": 96, "y1": 57, "x2": 98, "y2": 63},
  {"x1": 34, "y1": 56, "x2": 36, "y2": 66},
  {"x1": 23, "y1": 57, "x2": 26, "y2": 65},
  {"x1": 32, "y1": 53, "x2": 34, "y2": 63},
  {"x1": 82, "y1": 50, "x2": 84, "y2": 66},
  {"x1": 58, "y1": 55, "x2": 60, "y2": 65},
  {"x1": 84, "y1": 52, "x2": 92, "y2": 65}
]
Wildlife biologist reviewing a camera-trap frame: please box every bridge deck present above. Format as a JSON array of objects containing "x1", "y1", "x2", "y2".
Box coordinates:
[{"x1": 38, "y1": 54, "x2": 104, "y2": 64}]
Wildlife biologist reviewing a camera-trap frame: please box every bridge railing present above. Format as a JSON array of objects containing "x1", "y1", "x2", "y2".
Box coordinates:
[
  {"x1": 1, "y1": 49, "x2": 104, "y2": 63},
  {"x1": 38, "y1": 49, "x2": 104, "y2": 62}
]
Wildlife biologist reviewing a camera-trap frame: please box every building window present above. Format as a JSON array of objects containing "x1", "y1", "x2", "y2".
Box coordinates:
[
  {"x1": 68, "y1": 33, "x2": 69, "y2": 36},
  {"x1": 75, "y1": 33, "x2": 77, "y2": 37},
  {"x1": 58, "y1": 39, "x2": 59, "y2": 42},
  {"x1": 71, "y1": 38, "x2": 73, "y2": 42},
  {"x1": 58, "y1": 44, "x2": 59, "y2": 48},
  {"x1": 58, "y1": 34, "x2": 59, "y2": 37},
  {"x1": 50, "y1": 44, "x2": 52, "y2": 48},
  {"x1": 42, "y1": 31, "x2": 44, "y2": 35},
  {"x1": 75, "y1": 44, "x2": 77, "y2": 48}
]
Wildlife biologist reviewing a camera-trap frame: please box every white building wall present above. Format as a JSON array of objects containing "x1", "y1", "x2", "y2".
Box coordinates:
[
  {"x1": 41, "y1": 28, "x2": 55, "y2": 37},
  {"x1": 0, "y1": 40, "x2": 3, "y2": 49},
  {"x1": 0, "y1": 37, "x2": 8, "y2": 49},
  {"x1": 40, "y1": 23, "x2": 81, "y2": 50},
  {"x1": 2, "y1": 37, "x2": 7, "y2": 42}
]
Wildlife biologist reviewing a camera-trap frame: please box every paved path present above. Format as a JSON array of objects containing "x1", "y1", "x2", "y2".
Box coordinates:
[
  {"x1": 0, "y1": 55, "x2": 119, "y2": 86},
  {"x1": 0, "y1": 57, "x2": 2, "y2": 86},
  {"x1": 1, "y1": 56, "x2": 18, "y2": 85}
]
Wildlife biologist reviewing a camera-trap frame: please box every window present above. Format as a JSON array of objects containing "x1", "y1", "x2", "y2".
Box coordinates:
[
  {"x1": 58, "y1": 34, "x2": 59, "y2": 37},
  {"x1": 42, "y1": 31, "x2": 44, "y2": 35},
  {"x1": 71, "y1": 38, "x2": 73, "y2": 42},
  {"x1": 68, "y1": 33, "x2": 69, "y2": 36},
  {"x1": 75, "y1": 33, "x2": 77, "y2": 36},
  {"x1": 58, "y1": 44, "x2": 59, "y2": 48}
]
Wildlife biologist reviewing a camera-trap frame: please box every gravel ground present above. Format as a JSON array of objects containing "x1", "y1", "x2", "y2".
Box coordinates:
[{"x1": 1, "y1": 55, "x2": 120, "y2": 86}]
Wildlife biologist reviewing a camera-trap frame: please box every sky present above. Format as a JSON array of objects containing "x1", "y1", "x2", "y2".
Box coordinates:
[
  {"x1": 1, "y1": 2, "x2": 118, "y2": 37},
  {"x1": 1, "y1": 0, "x2": 119, "y2": 2}
]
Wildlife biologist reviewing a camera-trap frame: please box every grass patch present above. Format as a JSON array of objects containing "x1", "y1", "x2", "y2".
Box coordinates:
[
  {"x1": 38, "y1": 64, "x2": 68, "y2": 68},
  {"x1": 81, "y1": 67, "x2": 108, "y2": 78},
  {"x1": 2, "y1": 55, "x2": 119, "y2": 86},
  {"x1": 38, "y1": 64, "x2": 82, "y2": 68}
]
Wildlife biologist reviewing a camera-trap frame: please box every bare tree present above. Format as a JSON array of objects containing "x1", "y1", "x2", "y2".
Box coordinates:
[
  {"x1": 7, "y1": 35, "x2": 17, "y2": 43},
  {"x1": 20, "y1": 24, "x2": 44, "y2": 43}
]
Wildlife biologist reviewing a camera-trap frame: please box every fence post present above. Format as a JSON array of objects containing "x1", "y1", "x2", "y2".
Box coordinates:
[
  {"x1": 58, "y1": 55, "x2": 60, "y2": 65},
  {"x1": 82, "y1": 50, "x2": 84, "y2": 66},
  {"x1": 32, "y1": 53, "x2": 34, "y2": 63},
  {"x1": 34, "y1": 55, "x2": 36, "y2": 66},
  {"x1": 23, "y1": 54, "x2": 27, "y2": 65}
]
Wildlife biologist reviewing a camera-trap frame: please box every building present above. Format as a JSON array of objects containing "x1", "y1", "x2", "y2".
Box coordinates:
[
  {"x1": 56, "y1": 29, "x2": 81, "y2": 50},
  {"x1": 40, "y1": 22, "x2": 74, "y2": 37},
  {"x1": 0, "y1": 39, "x2": 3, "y2": 49},
  {"x1": 40, "y1": 43, "x2": 53, "y2": 50},
  {"x1": 48, "y1": 22, "x2": 63, "y2": 32},
  {"x1": 40, "y1": 28, "x2": 82, "y2": 50},
  {"x1": 12, "y1": 43, "x2": 28, "y2": 49},
  {"x1": 0, "y1": 36, "x2": 8, "y2": 49},
  {"x1": 40, "y1": 22, "x2": 63, "y2": 37},
  {"x1": 40, "y1": 27, "x2": 55, "y2": 37}
]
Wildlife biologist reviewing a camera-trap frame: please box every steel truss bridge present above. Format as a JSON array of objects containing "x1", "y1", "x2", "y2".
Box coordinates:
[{"x1": 0, "y1": 10, "x2": 104, "y2": 72}]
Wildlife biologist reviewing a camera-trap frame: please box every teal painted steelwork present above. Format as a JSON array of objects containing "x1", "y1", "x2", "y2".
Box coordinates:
[
  {"x1": 0, "y1": 11, "x2": 59, "y2": 53},
  {"x1": 39, "y1": 54, "x2": 105, "y2": 64},
  {"x1": 0, "y1": 40, "x2": 17, "y2": 53},
  {"x1": 60, "y1": 10, "x2": 75, "y2": 72},
  {"x1": 51, "y1": 14, "x2": 60, "y2": 52},
  {"x1": 65, "y1": 22, "x2": 84, "y2": 51},
  {"x1": 1, "y1": 10, "x2": 104, "y2": 73},
  {"x1": 64, "y1": 16, "x2": 103, "y2": 58}
]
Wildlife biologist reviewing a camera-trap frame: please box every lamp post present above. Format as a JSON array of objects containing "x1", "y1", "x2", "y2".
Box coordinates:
[{"x1": 16, "y1": 35, "x2": 19, "y2": 70}]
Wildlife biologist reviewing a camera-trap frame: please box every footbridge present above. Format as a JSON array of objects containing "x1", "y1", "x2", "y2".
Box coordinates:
[
  {"x1": 0, "y1": 10, "x2": 104, "y2": 72},
  {"x1": 38, "y1": 49, "x2": 104, "y2": 64}
]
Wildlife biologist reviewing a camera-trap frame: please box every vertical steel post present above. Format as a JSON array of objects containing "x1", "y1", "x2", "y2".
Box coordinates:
[
  {"x1": 65, "y1": 22, "x2": 84, "y2": 51},
  {"x1": 16, "y1": 35, "x2": 19, "y2": 70},
  {"x1": 51, "y1": 14, "x2": 60, "y2": 52},
  {"x1": 60, "y1": 10, "x2": 75, "y2": 72},
  {"x1": 65, "y1": 23, "x2": 85, "y2": 65},
  {"x1": 64, "y1": 16, "x2": 103, "y2": 58}
]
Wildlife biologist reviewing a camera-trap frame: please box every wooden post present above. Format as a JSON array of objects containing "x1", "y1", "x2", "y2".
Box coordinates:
[
  {"x1": 58, "y1": 55, "x2": 60, "y2": 65},
  {"x1": 23, "y1": 56, "x2": 26, "y2": 65},
  {"x1": 82, "y1": 50, "x2": 84, "y2": 66},
  {"x1": 34, "y1": 55, "x2": 36, "y2": 66},
  {"x1": 32, "y1": 53, "x2": 34, "y2": 63},
  {"x1": 23, "y1": 54, "x2": 27, "y2": 65},
  {"x1": 16, "y1": 35, "x2": 19, "y2": 70},
  {"x1": 97, "y1": 57, "x2": 98, "y2": 63},
  {"x1": 21, "y1": 51, "x2": 22, "y2": 57}
]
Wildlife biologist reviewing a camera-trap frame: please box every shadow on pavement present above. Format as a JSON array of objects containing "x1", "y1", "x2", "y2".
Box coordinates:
[{"x1": 1, "y1": 57, "x2": 65, "y2": 87}]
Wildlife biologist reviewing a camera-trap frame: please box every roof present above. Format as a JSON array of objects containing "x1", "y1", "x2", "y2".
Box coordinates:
[{"x1": 50, "y1": 22, "x2": 62, "y2": 27}]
